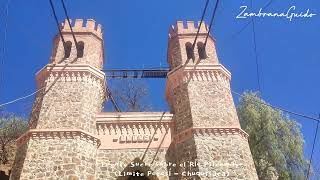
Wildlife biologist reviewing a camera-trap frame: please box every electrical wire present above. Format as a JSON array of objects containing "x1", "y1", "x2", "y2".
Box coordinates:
[
  {"x1": 192, "y1": 0, "x2": 210, "y2": 50},
  {"x1": 228, "y1": 0, "x2": 274, "y2": 42},
  {"x1": 0, "y1": 0, "x2": 10, "y2": 96},
  {"x1": 204, "y1": 0, "x2": 220, "y2": 47},
  {"x1": 60, "y1": 0, "x2": 78, "y2": 50},
  {"x1": 306, "y1": 120, "x2": 319, "y2": 179},
  {"x1": 231, "y1": 90, "x2": 320, "y2": 123},
  {"x1": 2, "y1": 83, "x2": 319, "y2": 122},
  {"x1": 0, "y1": 87, "x2": 45, "y2": 108},
  {"x1": 106, "y1": 86, "x2": 121, "y2": 112},
  {"x1": 49, "y1": 0, "x2": 66, "y2": 50},
  {"x1": 250, "y1": 0, "x2": 262, "y2": 93}
]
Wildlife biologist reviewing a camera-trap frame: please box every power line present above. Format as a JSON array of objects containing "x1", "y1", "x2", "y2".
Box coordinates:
[
  {"x1": 60, "y1": 0, "x2": 78, "y2": 50},
  {"x1": 204, "y1": 0, "x2": 220, "y2": 48},
  {"x1": 228, "y1": 0, "x2": 274, "y2": 42},
  {"x1": 141, "y1": 112, "x2": 166, "y2": 162},
  {"x1": 192, "y1": 0, "x2": 210, "y2": 50},
  {"x1": 0, "y1": 81, "x2": 121, "y2": 113},
  {"x1": 106, "y1": 87, "x2": 121, "y2": 112},
  {"x1": 49, "y1": 0, "x2": 67, "y2": 50},
  {"x1": 0, "y1": 0, "x2": 10, "y2": 96},
  {"x1": 2, "y1": 81, "x2": 319, "y2": 123},
  {"x1": 250, "y1": 0, "x2": 262, "y2": 93},
  {"x1": 0, "y1": 87, "x2": 45, "y2": 108},
  {"x1": 150, "y1": 115, "x2": 169, "y2": 164},
  {"x1": 231, "y1": 90, "x2": 320, "y2": 123},
  {"x1": 313, "y1": 146, "x2": 320, "y2": 178},
  {"x1": 306, "y1": 120, "x2": 319, "y2": 179}
]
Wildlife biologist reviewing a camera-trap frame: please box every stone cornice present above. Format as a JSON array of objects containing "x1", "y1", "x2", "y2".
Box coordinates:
[
  {"x1": 36, "y1": 63, "x2": 104, "y2": 76},
  {"x1": 36, "y1": 64, "x2": 105, "y2": 85},
  {"x1": 97, "y1": 121, "x2": 172, "y2": 136},
  {"x1": 96, "y1": 112, "x2": 173, "y2": 122},
  {"x1": 16, "y1": 129, "x2": 101, "y2": 147},
  {"x1": 167, "y1": 63, "x2": 231, "y2": 80},
  {"x1": 96, "y1": 112, "x2": 173, "y2": 135},
  {"x1": 172, "y1": 127, "x2": 248, "y2": 144},
  {"x1": 35, "y1": 64, "x2": 106, "y2": 99},
  {"x1": 165, "y1": 64, "x2": 232, "y2": 106}
]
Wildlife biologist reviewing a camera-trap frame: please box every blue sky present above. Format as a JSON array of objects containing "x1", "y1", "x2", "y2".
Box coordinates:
[{"x1": 0, "y1": 0, "x2": 320, "y2": 175}]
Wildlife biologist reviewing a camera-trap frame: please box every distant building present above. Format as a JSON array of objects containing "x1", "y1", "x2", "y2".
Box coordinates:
[{"x1": 10, "y1": 19, "x2": 258, "y2": 180}]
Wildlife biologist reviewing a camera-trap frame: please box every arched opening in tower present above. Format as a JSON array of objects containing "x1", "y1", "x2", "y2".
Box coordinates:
[
  {"x1": 77, "y1": 41, "x2": 84, "y2": 58},
  {"x1": 64, "y1": 41, "x2": 72, "y2": 58},
  {"x1": 185, "y1": 42, "x2": 195, "y2": 60},
  {"x1": 197, "y1": 42, "x2": 207, "y2": 59}
]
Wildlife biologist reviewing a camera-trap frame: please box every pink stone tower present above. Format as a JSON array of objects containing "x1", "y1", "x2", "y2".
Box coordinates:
[
  {"x1": 10, "y1": 19, "x2": 106, "y2": 179},
  {"x1": 165, "y1": 21, "x2": 258, "y2": 179}
]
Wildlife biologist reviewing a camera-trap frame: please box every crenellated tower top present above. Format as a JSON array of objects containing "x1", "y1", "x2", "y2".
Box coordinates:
[
  {"x1": 169, "y1": 20, "x2": 208, "y2": 38},
  {"x1": 50, "y1": 19, "x2": 104, "y2": 69},
  {"x1": 61, "y1": 19, "x2": 103, "y2": 39},
  {"x1": 167, "y1": 20, "x2": 219, "y2": 69}
]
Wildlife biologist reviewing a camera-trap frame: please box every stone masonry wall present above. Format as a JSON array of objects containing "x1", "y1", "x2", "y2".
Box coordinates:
[
  {"x1": 171, "y1": 137, "x2": 199, "y2": 180},
  {"x1": 29, "y1": 80, "x2": 104, "y2": 134},
  {"x1": 10, "y1": 138, "x2": 98, "y2": 180},
  {"x1": 172, "y1": 134, "x2": 258, "y2": 179},
  {"x1": 95, "y1": 148, "x2": 170, "y2": 180},
  {"x1": 170, "y1": 76, "x2": 240, "y2": 134},
  {"x1": 170, "y1": 82, "x2": 193, "y2": 134},
  {"x1": 187, "y1": 80, "x2": 240, "y2": 128},
  {"x1": 194, "y1": 135, "x2": 258, "y2": 179},
  {"x1": 167, "y1": 37, "x2": 182, "y2": 69},
  {"x1": 10, "y1": 144, "x2": 27, "y2": 180}
]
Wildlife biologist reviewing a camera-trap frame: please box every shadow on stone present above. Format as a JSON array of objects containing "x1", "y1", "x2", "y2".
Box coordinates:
[
  {"x1": 0, "y1": 170, "x2": 9, "y2": 180},
  {"x1": 9, "y1": 144, "x2": 27, "y2": 179}
]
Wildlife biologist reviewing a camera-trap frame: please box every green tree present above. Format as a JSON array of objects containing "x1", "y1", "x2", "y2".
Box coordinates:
[
  {"x1": 0, "y1": 113, "x2": 28, "y2": 164},
  {"x1": 237, "y1": 92, "x2": 307, "y2": 180}
]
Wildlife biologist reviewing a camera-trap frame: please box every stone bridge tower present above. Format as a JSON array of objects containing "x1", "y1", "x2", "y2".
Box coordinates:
[
  {"x1": 11, "y1": 19, "x2": 106, "y2": 179},
  {"x1": 165, "y1": 21, "x2": 258, "y2": 179}
]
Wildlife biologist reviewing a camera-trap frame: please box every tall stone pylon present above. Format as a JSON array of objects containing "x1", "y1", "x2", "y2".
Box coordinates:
[
  {"x1": 165, "y1": 21, "x2": 258, "y2": 179},
  {"x1": 11, "y1": 19, "x2": 106, "y2": 179}
]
